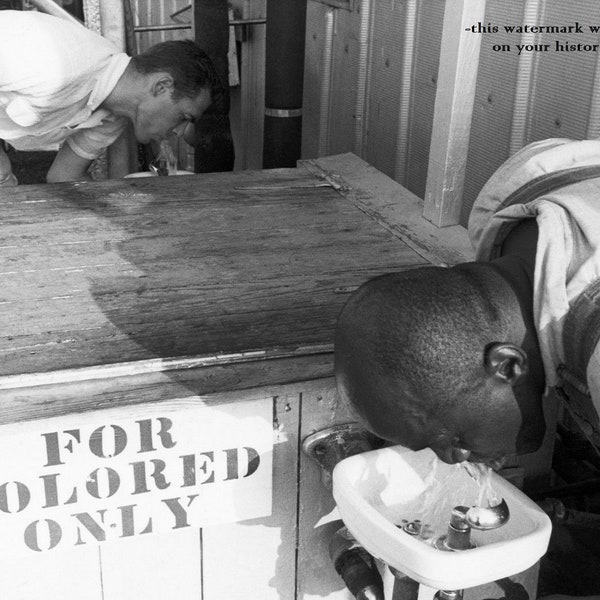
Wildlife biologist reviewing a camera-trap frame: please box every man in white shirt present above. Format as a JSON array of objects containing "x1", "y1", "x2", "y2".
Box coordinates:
[{"x1": 0, "y1": 10, "x2": 217, "y2": 185}]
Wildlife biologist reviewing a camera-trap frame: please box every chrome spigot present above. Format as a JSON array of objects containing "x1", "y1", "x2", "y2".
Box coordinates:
[
  {"x1": 435, "y1": 499, "x2": 510, "y2": 551},
  {"x1": 464, "y1": 499, "x2": 510, "y2": 530}
]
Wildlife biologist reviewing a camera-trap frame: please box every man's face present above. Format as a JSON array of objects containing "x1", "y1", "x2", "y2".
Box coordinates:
[
  {"x1": 427, "y1": 375, "x2": 544, "y2": 468},
  {"x1": 133, "y1": 85, "x2": 212, "y2": 145},
  {"x1": 337, "y1": 366, "x2": 545, "y2": 469}
]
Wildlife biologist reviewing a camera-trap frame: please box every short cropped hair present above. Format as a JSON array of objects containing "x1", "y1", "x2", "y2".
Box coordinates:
[
  {"x1": 131, "y1": 40, "x2": 220, "y2": 100},
  {"x1": 335, "y1": 265, "x2": 515, "y2": 418}
]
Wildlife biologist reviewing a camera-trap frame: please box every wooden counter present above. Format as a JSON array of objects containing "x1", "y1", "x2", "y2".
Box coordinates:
[{"x1": 0, "y1": 154, "x2": 477, "y2": 599}]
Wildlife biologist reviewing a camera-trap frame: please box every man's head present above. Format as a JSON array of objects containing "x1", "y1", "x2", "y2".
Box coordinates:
[
  {"x1": 119, "y1": 40, "x2": 219, "y2": 144},
  {"x1": 334, "y1": 264, "x2": 546, "y2": 467}
]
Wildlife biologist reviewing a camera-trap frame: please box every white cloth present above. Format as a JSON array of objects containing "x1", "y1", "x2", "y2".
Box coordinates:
[
  {"x1": 468, "y1": 138, "x2": 600, "y2": 417},
  {"x1": 0, "y1": 10, "x2": 130, "y2": 159}
]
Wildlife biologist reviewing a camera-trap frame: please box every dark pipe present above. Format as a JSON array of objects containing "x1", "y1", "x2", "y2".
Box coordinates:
[
  {"x1": 329, "y1": 525, "x2": 385, "y2": 600},
  {"x1": 263, "y1": 0, "x2": 307, "y2": 168},
  {"x1": 194, "y1": 0, "x2": 235, "y2": 173}
]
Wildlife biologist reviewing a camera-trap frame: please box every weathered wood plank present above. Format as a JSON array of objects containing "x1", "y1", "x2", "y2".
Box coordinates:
[
  {"x1": 304, "y1": 153, "x2": 473, "y2": 266},
  {"x1": 0, "y1": 361, "x2": 331, "y2": 425},
  {"x1": 297, "y1": 383, "x2": 355, "y2": 600},
  {"x1": 0, "y1": 160, "x2": 428, "y2": 377}
]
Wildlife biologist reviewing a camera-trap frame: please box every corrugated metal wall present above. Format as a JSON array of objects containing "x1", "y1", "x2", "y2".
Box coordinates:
[
  {"x1": 303, "y1": 0, "x2": 445, "y2": 205},
  {"x1": 528, "y1": 0, "x2": 600, "y2": 140},
  {"x1": 302, "y1": 0, "x2": 600, "y2": 228},
  {"x1": 462, "y1": 0, "x2": 600, "y2": 222},
  {"x1": 363, "y1": 0, "x2": 404, "y2": 177},
  {"x1": 404, "y1": 0, "x2": 443, "y2": 201}
]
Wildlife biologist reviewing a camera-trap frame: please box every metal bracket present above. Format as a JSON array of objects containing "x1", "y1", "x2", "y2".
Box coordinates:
[{"x1": 302, "y1": 422, "x2": 384, "y2": 488}]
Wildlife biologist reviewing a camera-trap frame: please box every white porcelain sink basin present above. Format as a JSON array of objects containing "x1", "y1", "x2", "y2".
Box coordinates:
[{"x1": 332, "y1": 445, "x2": 552, "y2": 590}]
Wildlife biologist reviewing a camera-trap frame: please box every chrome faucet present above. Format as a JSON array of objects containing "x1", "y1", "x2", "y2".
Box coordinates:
[{"x1": 435, "y1": 499, "x2": 510, "y2": 551}]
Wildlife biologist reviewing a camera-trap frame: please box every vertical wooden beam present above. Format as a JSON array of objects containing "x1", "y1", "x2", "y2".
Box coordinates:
[{"x1": 423, "y1": 0, "x2": 486, "y2": 228}]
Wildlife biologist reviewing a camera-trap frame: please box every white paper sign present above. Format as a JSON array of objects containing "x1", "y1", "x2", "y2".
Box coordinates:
[{"x1": 0, "y1": 397, "x2": 273, "y2": 557}]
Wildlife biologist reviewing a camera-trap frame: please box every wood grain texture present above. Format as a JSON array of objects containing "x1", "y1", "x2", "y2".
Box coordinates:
[
  {"x1": 297, "y1": 384, "x2": 356, "y2": 600},
  {"x1": 0, "y1": 161, "x2": 427, "y2": 380}
]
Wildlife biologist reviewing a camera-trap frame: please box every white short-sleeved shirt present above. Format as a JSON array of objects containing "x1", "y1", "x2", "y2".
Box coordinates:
[
  {"x1": 469, "y1": 138, "x2": 600, "y2": 418},
  {"x1": 0, "y1": 10, "x2": 131, "y2": 159}
]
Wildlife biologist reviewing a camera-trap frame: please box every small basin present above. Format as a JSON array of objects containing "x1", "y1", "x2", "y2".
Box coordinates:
[{"x1": 332, "y1": 446, "x2": 552, "y2": 590}]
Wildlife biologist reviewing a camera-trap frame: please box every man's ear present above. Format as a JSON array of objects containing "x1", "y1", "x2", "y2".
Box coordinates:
[
  {"x1": 484, "y1": 343, "x2": 529, "y2": 385},
  {"x1": 152, "y1": 74, "x2": 174, "y2": 96}
]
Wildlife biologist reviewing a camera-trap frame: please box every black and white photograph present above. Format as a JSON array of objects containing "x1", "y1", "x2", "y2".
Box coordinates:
[{"x1": 2, "y1": 1, "x2": 600, "y2": 599}]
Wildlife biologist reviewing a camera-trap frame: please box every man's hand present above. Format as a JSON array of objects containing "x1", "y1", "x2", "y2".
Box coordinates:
[{"x1": 47, "y1": 144, "x2": 93, "y2": 183}]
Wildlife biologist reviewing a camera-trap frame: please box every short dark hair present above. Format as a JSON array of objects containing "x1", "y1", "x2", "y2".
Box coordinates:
[
  {"x1": 131, "y1": 39, "x2": 220, "y2": 100},
  {"x1": 335, "y1": 265, "x2": 514, "y2": 420}
]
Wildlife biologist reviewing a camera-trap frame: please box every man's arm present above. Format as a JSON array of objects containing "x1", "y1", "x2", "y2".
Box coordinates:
[
  {"x1": 0, "y1": 143, "x2": 17, "y2": 186},
  {"x1": 46, "y1": 143, "x2": 93, "y2": 183}
]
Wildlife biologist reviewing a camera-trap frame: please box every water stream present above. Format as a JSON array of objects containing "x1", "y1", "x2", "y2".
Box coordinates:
[{"x1": 394, "y1": 457, "x2": 500, "y2": 545}]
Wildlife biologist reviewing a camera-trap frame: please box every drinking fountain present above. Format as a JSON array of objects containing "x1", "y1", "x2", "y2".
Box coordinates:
[{"x1": 331, "y1": 443, "x2": 552, "y2": 593}]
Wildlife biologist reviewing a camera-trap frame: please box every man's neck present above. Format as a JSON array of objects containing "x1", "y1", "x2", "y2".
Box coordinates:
[
  {"x1": 492, "y1": 218, "x2": 538, "y2": 307},
  {"x1": 100, "y1": 63, "x2": 140, "y2": 118},
  {"x1": 490, "y1": 218, "x2": 543, "y2": 375}
]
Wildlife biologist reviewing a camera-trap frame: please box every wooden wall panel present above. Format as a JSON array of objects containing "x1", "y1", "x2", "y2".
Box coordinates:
[
  {"x1": 527, "y1": 0, "x2": 600, "y2": 143},
  {"x1": 302, "y1": 1, "x2": 328, "y2": 159},
  {"x1": 296, "y1": 383, "x2": 356, "y2": 600},
  {"x1": 364, "y1": 0, "x2": 405, "y2": 179},
  {"x1": 303, "y1": 2, "x2": 362, "y2": 159},
  {"x1": 229, "y1": 0, "x2": 266, "y2": 170},
  {"x1": 404, "y1": 0, "x2": 444, "y2": 202},
  {"x1": 327, "y1": 7, "x2": 362, "y2": 157}
]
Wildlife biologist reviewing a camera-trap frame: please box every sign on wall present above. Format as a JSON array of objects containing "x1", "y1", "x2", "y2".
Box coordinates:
[{"x1": 0, "y1": 397, "x2": 273, "y2": 557}]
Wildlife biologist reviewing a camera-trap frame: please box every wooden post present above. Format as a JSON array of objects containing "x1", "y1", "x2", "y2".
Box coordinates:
[
  {"x1": 194, "y1": 0, "x2": 236, "y2": 173},
  {"x1": 423, "y1": 0, "x2": 486, "y2": 227}
]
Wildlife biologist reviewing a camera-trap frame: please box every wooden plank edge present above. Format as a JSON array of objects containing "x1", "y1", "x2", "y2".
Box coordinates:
[
  {"x1": 0, "y1": 355, "x2": 335, "y2": 426},
  {"x1": 0, "y1": 343, "x2": 334, "y2": 390},
  {"x1": 300, "y1": 153, "x2": 474, "y2": 266}
]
